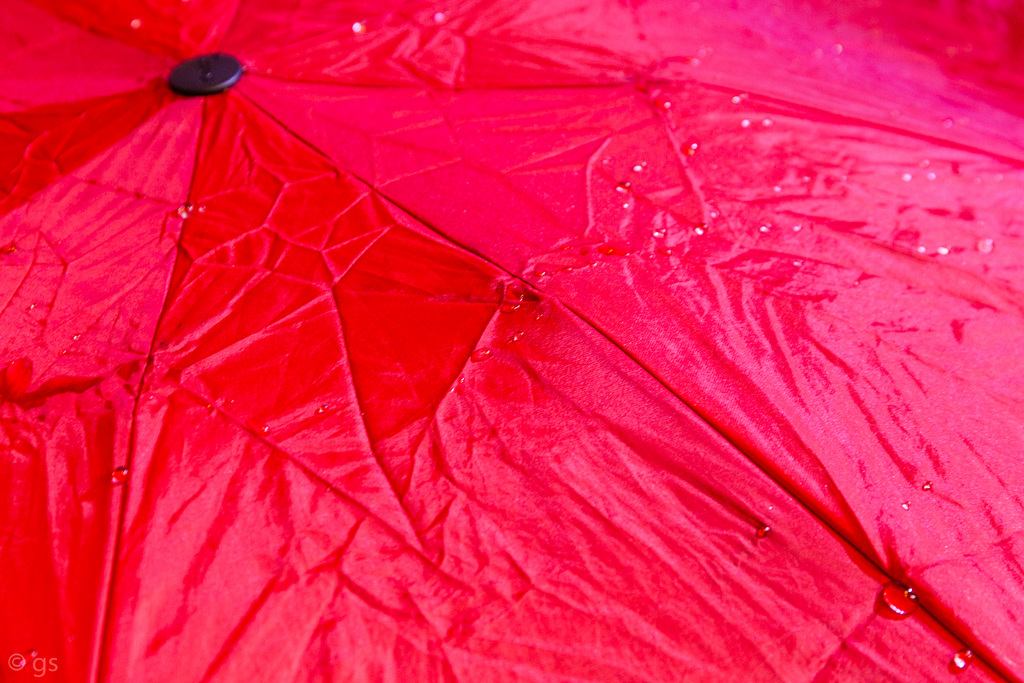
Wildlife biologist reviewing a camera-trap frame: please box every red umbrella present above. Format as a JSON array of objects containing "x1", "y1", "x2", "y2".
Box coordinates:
[{"x1": 2, "y1": 0, "x2": 1022, "y2": 681}]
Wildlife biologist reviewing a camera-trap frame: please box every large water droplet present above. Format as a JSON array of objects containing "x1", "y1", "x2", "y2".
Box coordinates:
[
  {"x1": 111, "y1": 467, "x2": 129, "y2": 484},
  {"x1": 922, "y1": 481, "x2": 933, "y2": 491},
  {"x1": 1, "y1": 358, "x2": 33, "y2": 399},
  {"x1": 433, "y1": 11, "x2": 447, "y2": 23},
  {"x1": 756, "y1": 525, "x2": 771, "y2": 538},
  {"x1": 130, "y1": 18, "x2": 142, "y2": 29},
  {"x1": 881, "y1": 582, "x2": 918, "y2": 617},
  {"x1": 615, "y1": 181, "x2": 631, "y2": 194},
  {"x1": 741, "y1": 119, "x2": 751, "y2": 128},
  {"x1": 937, "y1": 246, "x2": 949, "y2": 255},
  {"x1": 471, "y1": 348, "x2": 493, "y2": 362},
  {"x1": 176, "y1": 203, "x2": 194, "y2": 219},
  {"x1": 509, "y1": 331, "x2": 525, "y2": 342},
  {"x1": 951, "y1": 649, "x2": 974, "y2": 671},
  {"x1": 632, "y1": 163, "x2": 645, "y2": 172},
  {"x1": 352, "y1": 21, "x2": 366, "y2": 34},
  {"x1": 977, "y1": 238, "x2": 994, "y2": 253}
]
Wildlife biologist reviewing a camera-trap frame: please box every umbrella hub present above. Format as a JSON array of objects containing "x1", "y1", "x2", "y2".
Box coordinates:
[{"x1": 168, "y1": 54, "x2": 243, "y2": 96}]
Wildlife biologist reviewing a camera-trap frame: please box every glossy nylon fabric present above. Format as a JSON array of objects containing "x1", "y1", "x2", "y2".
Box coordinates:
[{"x1": 1, "y1": 1, "x2": 1023, "y2": 681}]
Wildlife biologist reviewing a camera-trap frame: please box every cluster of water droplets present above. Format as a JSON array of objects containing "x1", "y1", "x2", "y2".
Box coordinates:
[{"x1": 175, "y1": 203, "x2": 206, "y2": 219}]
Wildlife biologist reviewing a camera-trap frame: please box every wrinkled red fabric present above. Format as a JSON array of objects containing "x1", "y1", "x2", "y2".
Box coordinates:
[{"x1": 2, "y1": 1, "x2": 1023, "y2": 682}]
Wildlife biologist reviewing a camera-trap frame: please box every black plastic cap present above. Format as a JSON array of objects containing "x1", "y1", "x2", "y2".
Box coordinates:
[{"x1": 169, "y1": 54, "x2": 243, "y2": 96}]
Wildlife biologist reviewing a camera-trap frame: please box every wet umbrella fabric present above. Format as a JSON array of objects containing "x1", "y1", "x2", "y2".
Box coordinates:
[{"x1": 1, "y1": 1, "x2": 1023, "y2": 681}]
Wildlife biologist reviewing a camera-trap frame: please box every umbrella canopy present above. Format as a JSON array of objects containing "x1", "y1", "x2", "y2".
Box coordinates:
[{"x1": 2, "y1": 1, "x2": 1023, "y2": 681}]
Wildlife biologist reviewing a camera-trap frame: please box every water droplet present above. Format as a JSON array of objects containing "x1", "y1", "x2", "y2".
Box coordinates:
[
  {"x1": 2, "y1": 358, "x2": 34, "y2": 401},
  {"x1": 709, "y1": 209, "x2": 719, "y2": 218},
  {"x1": 500, "y1": 303, "x2": 521, "y2": 314},
  {"x1": 317, "y1": 405, "x2": 327, "y2": 414},
  {"x1": 759, "y1": 225, "x2": 770, "y2": 233},
  {"x1": 111, "y1": 467, "x2": 129, "y2": 484},
  {"x1": 756, "y1": 525, "x2": 771, "y2": 538},
  {"x1": 471, "y1": 348, "x2": 493, "y2": 362},
  {"x1": 731, "y1": 95, "x2": 742, "y2": 104},
  {"x1": 740, "y1": 119, "x2": 751, "y2": 128},
  {"x1": 632, "y1": 164, "x2": 644, "y2": 172},
  {"x1": 653, "y1": 96, "x2": 672, "y2": 110},
  {"x1": 652, "y1": 228, "x2": 667, "y2": 238},
  {"x1": 352, "y1": 21, "x2": 366, "y2": 34},
  {"x1": 505, "y1": 283, "x2": 526, "y2": 302},
  {"x1": 598, "y1": 245, "x2": 630, "y2": 256},
  {"x1": 951, "y1": 649, "x2": 974, "y2": 670},
  {"x1": 694, "y1": 224, "x2": 706, "y2": 235},
  {"x1": 72, "y1": 334, "x2": 81, "y2": 341},
  {"x1": 922, "y1": 481, "x2": 933, "y2": 491},
  {"x1": 28, "y1": 304, "x2": 36, "y2": 310},
  {"x1": 1, "y1": 242, "x2": 15, "y2": 254},
  {"x1": 901, "y1": 502, "x2": 910, "y2": 510},
  {"x1": 615, "y1": 181, "x2": 631, "y2": 194},
  {"x1": 762, "y1": 117, "x2": 773, "y2": 127},
  {"x1": 977, "y1": 238, "x2": 994, "y2": 253},
  {"x1": 176, "y1": 203, "x2": 194, "y2": 219},
  {"x1": 773, "y1": 185, "x2": 782, "y2": 193},
  {"x1": 937, "y1": 246, "x2": 949, "y2": 255},
  {"x1": 919, "y1": 159, "x2": 931, "y2": 168},
  {"x1": 793, "y1": 260, "x2": 803, "y2": 267},
  {"x1": 832, "y1": 43, "x2": 843, "y2": 55},
  {"x1": 28, "y1": 650, "x2": 38, "y2": 659},
  {"x1": 683, "y1": 138, "x2": 699, "y2": 156},
  {"x1": 927, "y1": 172, "x2": 937, "y2": 180},
  {"x1": 943, "y1": 118, "x2": 954, "y2": 128},
  {"x1": 433, "y1": 11, "x2": 446, "y2": 23},
  {"x1": 916, "y1": 245, "x2": 927, "y2": 253},
  {"x1": 902, "y1": 173, "x2": 912, "y2": 182},
  {"x1": 658, "y1": 247, "x2": 673, "y2": 255},
  {"x1": 509, "y1": 331, "x2": 525, "y2": 342},
  {"x1": 881, "y1": 581, "x2": 918, "y2": 617},
  {"x1": 130, "y1": 18, "x2": 142, "y2": 29},
  {"x1": 261, "y1": 425, "x2": 270, "y2": 434},
  {"x1": 792, "y1": 224, "x2": 802, "y2": 232}
]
